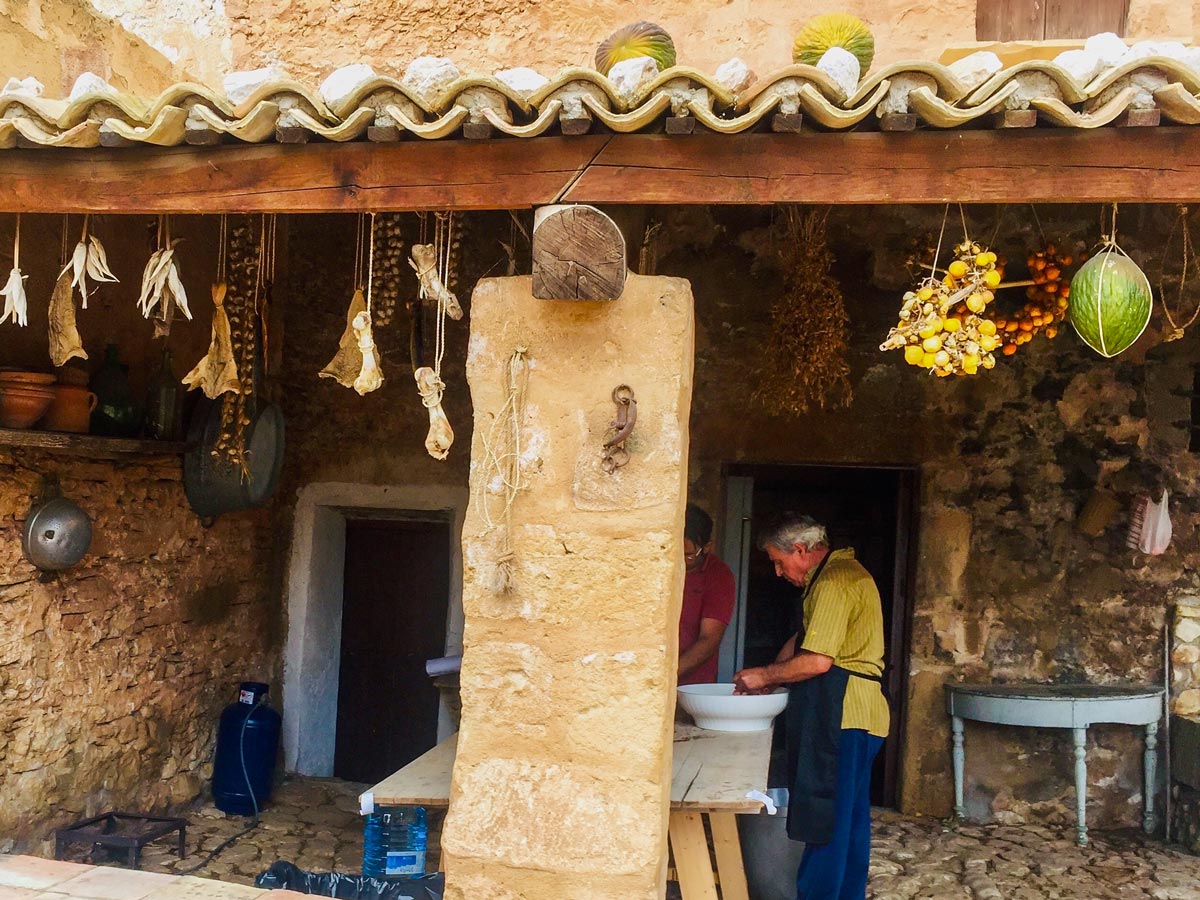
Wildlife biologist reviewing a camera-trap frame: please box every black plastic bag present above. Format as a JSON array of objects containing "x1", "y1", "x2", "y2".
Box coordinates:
[{"x1": 255, "y1": 861, "x2": 444, "y2": 900}]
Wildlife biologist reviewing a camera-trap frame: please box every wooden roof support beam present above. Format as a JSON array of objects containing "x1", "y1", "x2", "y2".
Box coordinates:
[{"x1": 1, "y1": 128, "x2": 1200, "y2": 213}]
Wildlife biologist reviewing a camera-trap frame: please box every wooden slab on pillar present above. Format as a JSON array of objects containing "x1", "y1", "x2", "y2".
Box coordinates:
[{"x1": 531, "y1": 203, "x2": 627, "y2": 300}]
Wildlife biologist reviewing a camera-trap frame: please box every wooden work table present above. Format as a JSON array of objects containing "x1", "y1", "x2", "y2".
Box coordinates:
[{"x1": 364, "y1": 722, "x2": 775, "y2": 900}]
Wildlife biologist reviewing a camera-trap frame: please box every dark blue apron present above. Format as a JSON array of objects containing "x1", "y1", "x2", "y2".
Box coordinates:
[{"x1": 782, "y1": 554, "x2": 888, "y2": 844}]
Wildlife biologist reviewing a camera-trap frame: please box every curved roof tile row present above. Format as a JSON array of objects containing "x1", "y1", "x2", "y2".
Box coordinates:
[{"x1": 3, "y1": 55, "x2": 1200, "y2": 149}]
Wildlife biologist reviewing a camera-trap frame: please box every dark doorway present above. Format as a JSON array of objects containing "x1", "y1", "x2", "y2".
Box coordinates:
[
  {"x1": 334, "y1": 517, "x2": 451, "y2": 784},
  {"x1": 722, "y1": 464, "x2": 917, "y2": 807}
]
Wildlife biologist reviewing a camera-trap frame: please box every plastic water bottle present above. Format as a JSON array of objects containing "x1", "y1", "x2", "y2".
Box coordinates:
[{"x1": 362, "y1": 806, "x2": 427, "y2": 878}]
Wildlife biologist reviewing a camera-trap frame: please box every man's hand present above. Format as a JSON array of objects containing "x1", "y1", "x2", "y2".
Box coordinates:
[{"x1": 733, "y1": 666, "x2": 775, "y2": 695}]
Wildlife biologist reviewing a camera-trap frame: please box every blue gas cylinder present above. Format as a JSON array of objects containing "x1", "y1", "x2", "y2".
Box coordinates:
[{"x1": 212, "y1": 681, "x2": 281, "y2": 816}]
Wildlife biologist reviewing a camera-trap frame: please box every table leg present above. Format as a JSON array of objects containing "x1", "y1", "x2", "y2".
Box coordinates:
[
  {"x1": 668, "y1": 811, "x2": 718, "y2": 900},
  {"x1": 708, "y1": 813, "x2": 749, "y2": 900},
  {"x1": 952, "y1": 716, "x2": 965, "y2": 820},
  {"x1": 1073, "y1": 727, "x2": 1088, "y2": 847},
  {"x1": 177, "y1": 824, "x2": 186, "y2": 859},
  {"x1": 1144, "y1": 721, "x2": 1159, "y2": 834}
]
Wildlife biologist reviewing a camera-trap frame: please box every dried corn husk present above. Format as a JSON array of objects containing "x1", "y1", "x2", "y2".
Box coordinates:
[
  {"x1": 351, "y1": 311, "x2": 383, "y2": 396},
  {"x1": 1, "y1": 218, "x2": 27, "y2": 327},
  {"x1": 137, "y1": 239, "x2": 192, "y2": 321},
  {"x1": 410, "y1": 243, "x2": 463, "y2": 320},
  {"x1": 64, "y1": 232, "x2": 118, "y2": 309},
  {"x1": 0, "y1": 267, "x2": 27, "y2": 326},
  {"x1": 182, "y1": 282, "x2": 240, "y2": 398},
  {"x1": 415, "y1": 365, "x2": 453, "y2": 459},
  {"x1": 319, "y1": 289, "x2": 371, "y2": 388},
  {"x1": 48, "y1": 269, "x2": 87, "y2": 366}
]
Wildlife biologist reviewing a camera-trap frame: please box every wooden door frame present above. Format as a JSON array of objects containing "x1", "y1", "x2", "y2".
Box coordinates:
[{"x1": 717, "y1": 461, "x2": 920, "y2": 808}]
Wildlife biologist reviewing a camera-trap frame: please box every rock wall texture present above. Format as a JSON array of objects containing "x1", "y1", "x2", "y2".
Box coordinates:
[
  {"x1": 440, "y1": 275, "x2": 693, "y2": 900},
  {"x1": 666, "y1": 203, "x2": 1196, "y2": 830},
  {"x1": 4, "y1": 2, "x2": 1195, "y2": 93},
  {"x1": 0, "y1": 450, "x2": 279, "y2": 852}
]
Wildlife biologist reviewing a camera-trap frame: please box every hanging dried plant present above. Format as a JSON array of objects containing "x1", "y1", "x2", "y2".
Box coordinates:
[{"x1": 754, "y1": 207, "x2": 852, "y2": 415}]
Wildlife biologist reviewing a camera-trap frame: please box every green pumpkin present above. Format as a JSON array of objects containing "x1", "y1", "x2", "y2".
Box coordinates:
[
  {"x1": 1068, "y1": 247, "x2": 1152, "y2": 358},
  {"x1": 595, "y1": 22, "x2": 677, "y2": 75},
  {"x1": 793, "y1": 13, "x2": 875, "y2": 73}
]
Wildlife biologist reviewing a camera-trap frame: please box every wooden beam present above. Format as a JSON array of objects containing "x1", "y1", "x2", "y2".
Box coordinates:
[
  {"x1": 562, "y1": 129, "x2": 1200, "y2": 205},
  {"x1": 1, "y1": 128, "x2": 1199, "y2": 212},
  {"x1": 0, "y1": 137, "x2": 611, "y2": 213}
]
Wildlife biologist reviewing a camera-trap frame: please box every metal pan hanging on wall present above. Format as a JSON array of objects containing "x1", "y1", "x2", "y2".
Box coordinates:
[
  {"x1": 22, "y1": 496, "x2": 92, "y2": 571},
  {"x1": 183, "y1": 397, "x2": 285, "y2": 520}
]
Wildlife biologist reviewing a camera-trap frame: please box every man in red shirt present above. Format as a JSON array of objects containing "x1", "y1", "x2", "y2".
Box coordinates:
[{"x1": 678, "y1": 503, "x2": 737, "y2": 685}]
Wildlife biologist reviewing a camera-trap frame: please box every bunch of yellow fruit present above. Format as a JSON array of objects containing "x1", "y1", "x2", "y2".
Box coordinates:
[
  {"x1": 880, "y1": 240, "x2": 1004, "y2": 377},
  {"x1": 993, "y1": 244, "x2": 1080, "y2": 355}
]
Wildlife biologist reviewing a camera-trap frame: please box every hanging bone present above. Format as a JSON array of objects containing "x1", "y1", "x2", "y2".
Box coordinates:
[
  {"x1": 182, "y1": 282, "x2": 241, "y2": 398},
  {"x1": 48, "y1": 269, "x2": 87, "y2": 366},
  {"x1": 351, "y1": 311, "x2": 384, "y2": 396},
  {"x1": 409, "y1": 243, "x2": 463, "y2": 320},
  {"x1": 320, "y1": 289, "x2": 371, "y2": 388},
  {"x1": 414, "y1": 365, "x2": 453, "y2": 460}
]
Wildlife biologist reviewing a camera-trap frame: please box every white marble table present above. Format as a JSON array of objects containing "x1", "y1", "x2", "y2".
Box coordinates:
[{"x1": 945, "y1": 683, "x2": 1165, "y2": 846}]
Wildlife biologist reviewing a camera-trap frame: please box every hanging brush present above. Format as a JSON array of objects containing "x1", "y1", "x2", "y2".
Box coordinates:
[{"x1": 1127, "y1": 494, "x2": 1149, "y2": 551}]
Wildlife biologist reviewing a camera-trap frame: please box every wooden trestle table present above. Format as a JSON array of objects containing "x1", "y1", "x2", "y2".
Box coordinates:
[{"x1": 364, "y1": 722, "x2": 774, "y2": 900}]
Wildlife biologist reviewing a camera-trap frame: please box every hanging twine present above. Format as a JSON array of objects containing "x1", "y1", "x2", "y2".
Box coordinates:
[
  {"x1": 476, "y1": 345, "x2": 530, "y2": 594},
  {"x1": 1160, "y1": 205, "x2": 1200, "y2": 342}
]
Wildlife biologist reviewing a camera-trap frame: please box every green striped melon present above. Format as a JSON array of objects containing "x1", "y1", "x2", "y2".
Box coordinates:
[
  {"x1": 1068, "y1": 247, "x2": 1152, "y2": 358},
  {"x1": 595, "y1": 22, "x2": 677, "y2": 75},
  {"x1": 793, "y1": 13, "x2": 875, "y2": 73}
]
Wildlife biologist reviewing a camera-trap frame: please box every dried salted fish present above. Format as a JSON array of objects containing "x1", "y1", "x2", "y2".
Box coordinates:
[
  {"x1": 48, "y1": 270, "x2": 87, "y2": 366},
  {"x1": 351, "y1": 311, "x2": 383, "y2": 396},
  {"x1": 0, "y1": 266, "x2": 27, "y2": 326},
  {"x1": 182, "y1": 282, "x2": 241, "y2": 398},
  {"x1": 409, "y1": 243, "x2": 463, "y2": 320},
  {"x1": 414, "y1": 365, "x2": 453, "y2": 460},
  {"x1": 319, "y1": 289, "x2": 370, "y2": 388}
]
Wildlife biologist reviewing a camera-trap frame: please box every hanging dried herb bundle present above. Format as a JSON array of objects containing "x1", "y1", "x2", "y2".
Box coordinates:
[{"x1": 755, "y1": 207, "x2": 852, "y2": 415}]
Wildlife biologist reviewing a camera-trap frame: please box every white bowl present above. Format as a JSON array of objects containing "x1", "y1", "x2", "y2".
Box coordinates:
[{"x1": 677, "y1": 683, "x2": 789, "y2": 732}]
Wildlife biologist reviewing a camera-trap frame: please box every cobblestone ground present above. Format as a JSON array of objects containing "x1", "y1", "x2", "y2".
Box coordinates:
[
  {"x1": 59, "y1": 776, "x2": 445, "y2": 886},
  {"x1": 868, "y1": 809, "x2": 1200, "y2": 900},
  {"x1": 57, "y1": 777, "x2": 1200, "y2": 898}
]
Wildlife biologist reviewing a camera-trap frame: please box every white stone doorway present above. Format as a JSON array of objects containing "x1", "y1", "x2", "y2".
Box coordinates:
[{"x1": 282, "y1": 482, "x2": 467, "y2": 776}]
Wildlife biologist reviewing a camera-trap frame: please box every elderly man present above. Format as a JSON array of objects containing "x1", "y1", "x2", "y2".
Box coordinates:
[{"x1": 734, "y1": 514, "x2": 889, "y2": 900}]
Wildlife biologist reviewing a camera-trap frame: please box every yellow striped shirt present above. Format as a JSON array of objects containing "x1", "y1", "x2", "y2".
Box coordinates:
[{"x1": 799, "y1": 548, "x2": 890, "y2": 738}]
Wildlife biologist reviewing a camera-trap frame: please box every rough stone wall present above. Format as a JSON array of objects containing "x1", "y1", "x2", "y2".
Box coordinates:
[
  {"x1": 6, "y1": 1, "x2": 1192, "y2": 94},
  {"x1": 0, "y1": 0, "x2": 185, "y2": 95},
  {"x1": 0, "y1": 214, "x2": 280, "y2": 853},
  {"x1": 440, "y1": 275, "x2": 693, "y2": 900},
  {"x1": 1173, "y1": 598, "x2": 1200, "y2": 715},
  {"x1": 0, "y1": 451, "x2": 279, "y2": 852},
  {"x1": 664, "y1": 204, "x2": 1196, "y2": 830}
]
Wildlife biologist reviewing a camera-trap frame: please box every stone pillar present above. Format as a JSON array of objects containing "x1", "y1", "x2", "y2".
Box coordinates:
[
  {"x1": 1172, "y1": 598, "x2": 1200, "y2": 717},
  {"x1": 1170, "y1": 598, "x2": 1200, "y2": 850},
  {"x1": 441, "y1": 274, "x2": 695, "y2": 900}
]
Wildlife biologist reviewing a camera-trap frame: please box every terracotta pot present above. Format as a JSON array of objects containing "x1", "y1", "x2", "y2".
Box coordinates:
[
  {"x1": 0, "y1": 385, "x2": 56, "y2": 429},
  {"x1": 42, "y1": 384, "x2": 99, "y2": 434},
  {"x1": 0, "y1": 370, "x2": 55, "y2": 387}
]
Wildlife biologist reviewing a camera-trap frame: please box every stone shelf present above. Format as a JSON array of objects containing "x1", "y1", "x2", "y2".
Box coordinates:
[{"x1": 0, "y1": 428, "x2": 188, "y2": 457}]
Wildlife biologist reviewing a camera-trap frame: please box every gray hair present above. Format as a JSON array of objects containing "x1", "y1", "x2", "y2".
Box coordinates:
[{"x1": 757, "y1": 515, "x2": 828, "y2": 553}]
